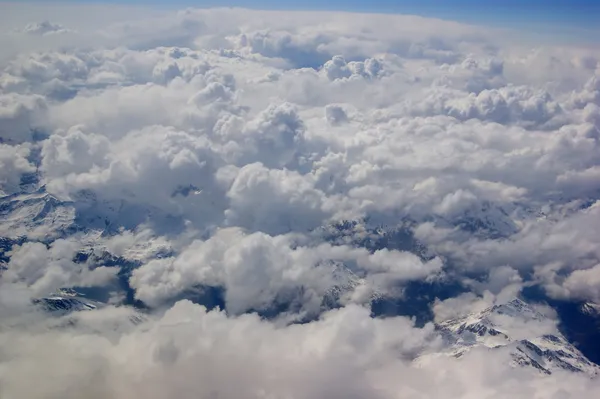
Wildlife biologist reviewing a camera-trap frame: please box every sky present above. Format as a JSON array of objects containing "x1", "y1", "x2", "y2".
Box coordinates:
[
  {"x1": 6, "y1": 0, "x2": 600, "y2": 44},
  {"x1": 9, "y1": 0, "x2": 600, "y2": 27}
]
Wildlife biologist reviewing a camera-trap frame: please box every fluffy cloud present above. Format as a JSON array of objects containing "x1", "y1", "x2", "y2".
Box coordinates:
[
  {"x1": 4, "y1": 239, "x2": 116, "y2": 296},
  {"x1": 21, "y1": 20, "x2": 72, "y2": 36},
  {"x1": 0, "y1": 143, "x2": 35, "y2": 195},
  {"x1": 130, "y1": 227, "x2": 442, "y2": 315},
  {"x1": 1, "y1": 4, "x2": 600, "y2": 398},
  {"x1": 321, "y1": 55, "x2": 384, "y2": 81},
  {"x1": 0, "y1": 93, "x2": 47, "y2": 143},
  {"x1": 223, "y1": 163, "x2": 330, "y2": 234},
  {"x1": 2, "y1": 300, "x2": 600, "y2": 399},
  {"x1": 553, "y1": 263, "x2": 600, "y2": 303}
]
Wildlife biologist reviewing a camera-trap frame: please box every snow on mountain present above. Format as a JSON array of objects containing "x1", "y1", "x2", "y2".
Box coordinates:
[
  {"x1": 0, "y1": 181, "x2": 190, "y2": 242},
  {"x1": 70, "y1": 188, "x2": 187, "y2": 235},
  {"x1": 32, "y1": 288, "x2": 102, "y2": 314},
  {"x1": 442, "y1": 200, "x2": 520, "y2": 238},
  {"x1": 32, "y1": 288, "x2": 147, "y2": 328},
  {"x1": 580, "y1": 302, "x2": 600, "y2": 317},
  {"x1": 431, "y1": 199, "x2": 593, "y2": 240},
  {"x1": 2, "y1": 177, "x2": 599, "y2": 377},
  {"x1": 0, "y1": 188, "x2": 77, "y2": 240},
  {"x1": 419, "y1": 298, "x2": 599, "y2": 376},
  {"x1": 322, "y1": 262, "x2": 384, "y2": 309},
  {"x1": 315, "y1": 220, "x2": 432, "y2": 259}
]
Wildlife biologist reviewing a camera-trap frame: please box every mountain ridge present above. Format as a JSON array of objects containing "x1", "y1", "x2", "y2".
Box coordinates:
[{"x1": 424, "y1": 298, "x2": 599, "y2": 376}]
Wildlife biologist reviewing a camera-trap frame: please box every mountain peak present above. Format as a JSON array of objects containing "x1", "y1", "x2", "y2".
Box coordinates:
[{"x1": 429, "y1": 298, "x2": 599, "y2": 375}]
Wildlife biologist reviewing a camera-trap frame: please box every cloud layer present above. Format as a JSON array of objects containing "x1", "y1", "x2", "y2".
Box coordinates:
[{"x1": 1, "y1": 4, "x2": 600, "y2": 398}]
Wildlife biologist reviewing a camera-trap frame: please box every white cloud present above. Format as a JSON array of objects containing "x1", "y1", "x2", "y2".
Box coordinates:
[
  {"x1": 223, "y1": 163, "x2": 329, "y2": 234},
  {"x1": 0, "y1": 93, "x2": 47, "y2": 143},
  {"x1": 21, "y1": 20, "x2": 72, "y2": 36},
  {"x1": 324, "y1": 103, "x2": 350, "y2": 125},
  {"x1": 560, "y1": 263, "x2": 600, "y2": 303},
  {"x1": 433, "y1": 292, "x2": 495, "y2": 322},
  {"x1": 4, "y1": 239, "x2": 116, "y2": 296},
  {"x1": 0, "y1": 143, "x2": 35, "y2": 195},
  {"x1": 1, "y1": 300, "x2": 600, "y2": 399},
  {"x1": 130, "y1": 227, "x2": 440, "y2": 314}
]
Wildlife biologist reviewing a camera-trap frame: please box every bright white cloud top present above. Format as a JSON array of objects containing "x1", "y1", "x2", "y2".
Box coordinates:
[{"x1": 1, "y1": 4, "x2": 600, "y2": 399}]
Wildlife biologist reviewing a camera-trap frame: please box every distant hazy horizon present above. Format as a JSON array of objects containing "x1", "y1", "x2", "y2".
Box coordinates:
[{"x1": 4, "y1": 0, "x2": 600, "y2": 44}]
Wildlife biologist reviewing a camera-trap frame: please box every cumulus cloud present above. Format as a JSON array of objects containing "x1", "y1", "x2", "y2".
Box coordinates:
[
  {"x1": 1, "y1": 4, "x2": 600, "y2": 398},
  {"x1": 21, "y1": 20, "x2": 72, "y2": 36},
  {"x1": 223, "y1": 163, "x2": 329, "y2": 234},
  {"x1": 0, "y1": 93, "x2": 48, "y2": 143},
  {"x1": 130, "y1": 227, "x2": 442, "y2": 315},
  {"x1": 433, "y1": 291, "x2": 495, "y2": 322},
  {"x1": 556, "y1": 263, "x2": 600, "y2": 303},
  {"x1": 0, "y1": 143, "x2": 35, "y2": 195},
  {"x1": 4, "y1": 239, "x2": 116, "y2": 296},
  {"x1": 324, "y1": 103, "x2": 350, "y2": 125},
  {"x1": 2, "y1": 300, "x2": 600, "y2": 399}
]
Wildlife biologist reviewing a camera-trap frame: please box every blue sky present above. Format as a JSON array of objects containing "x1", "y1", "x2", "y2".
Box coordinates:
[{"x1": 8, "y1": 0, "x2": 600, "y2": 37}]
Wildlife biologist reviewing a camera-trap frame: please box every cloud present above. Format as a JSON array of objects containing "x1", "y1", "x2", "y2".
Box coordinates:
[
  {"x1": 556, "y1": 263, "x2": 600, "y2": 303},
  {"x1": 1, "y1": 300, "x2": 600, "y2": 399},
  {"x1": 433, "y1": 291, "x2": 495, "y2": 322},
  {"x1": 223, "y1": 163, "x2": 329, "y2": 234},
  {"x1": 21, "y1": 20, "x2": 72, "y2": 36},
  {"x1": 130, "y1": 227, "x2": 441, "y2": 315},
  {"x1": 1, "y1": 4, "x2": 600, "y2": 398},
  {"x1": 324, "y1": 103, "x2": 350, "y2": 125},
  {"x1": 0, "y1": 143, "x2": 35, "y2": 195},
  {"x1": 0, "y1": 93, "x2": 48, "y2": 143},
  {"x1": 4, "y1": 239, "x2": 116, "y2": 296}
]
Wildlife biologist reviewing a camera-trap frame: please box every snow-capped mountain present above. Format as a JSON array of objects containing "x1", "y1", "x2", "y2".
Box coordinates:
[
  {"x1": 0, "y1": 182, "x2": 190, "y2": 243},
  {"x1": 0, "y1": 188, "x2": 77, "y2": 239},
  {"x1": 422, "y1": 298, "x2": 599, "y2": 376},
  {"x1": 2, "y1": 174, "x2": 599, "y2": 378},
  {"x1": 33, "y1": 288, "x2": 147, "y2": 327},
  {"x1": 322, "y1": 262, "x2": 384, "y2": 309},
  {"x1": 581, "y1": 302, "x2": 600, "y2": 317},
  {"x1": 441, "y1": 200, "x2": 520, "y2": 239},
  {"x1": 32, "y1": 288, "x2": 102, "y2": 314},
  {"x1": 26, "y1": 277, "x2": 600, "y2": 376}
]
